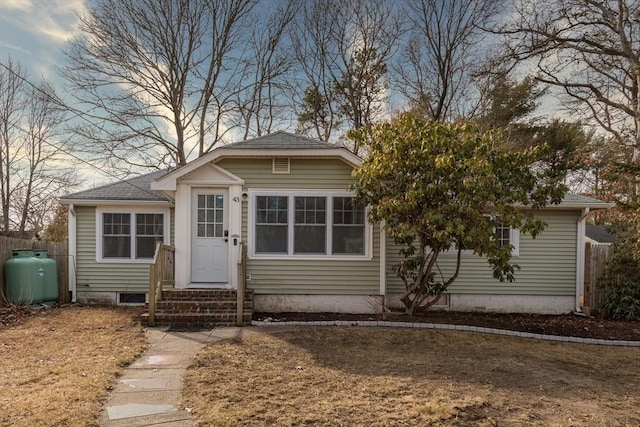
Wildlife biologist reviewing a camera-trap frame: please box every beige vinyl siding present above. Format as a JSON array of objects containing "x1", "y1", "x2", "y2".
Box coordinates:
[
  {"x1": 217, "y1": 157, "x2": 380, "y2": 295},
  {"x1": 217, "y1": 158, "x2": 355, "y2": 189},
  {"x1": 386, "y1": 210, "x2": 579, "y2": 296},
  {"x1": 75, "y1": 206, "x2": 170, "y2": 293}
]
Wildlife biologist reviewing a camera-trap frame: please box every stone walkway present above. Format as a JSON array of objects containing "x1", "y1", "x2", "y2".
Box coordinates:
[{"x1": 99, "y1": 326, "x2": 242, "y2": 427}]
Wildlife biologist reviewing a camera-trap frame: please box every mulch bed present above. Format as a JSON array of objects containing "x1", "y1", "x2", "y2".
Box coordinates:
[{"x1": 254, "y1": 310, "x2": 640, "y2": 341}]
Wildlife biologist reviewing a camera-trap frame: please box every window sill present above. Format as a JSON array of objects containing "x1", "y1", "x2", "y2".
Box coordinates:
[
  {"x1": 249, "y1": 254, "x2": 373, "y2": 261},
  {"x1": 96, "y1": 258, "x2": 154, "y2": 264}
]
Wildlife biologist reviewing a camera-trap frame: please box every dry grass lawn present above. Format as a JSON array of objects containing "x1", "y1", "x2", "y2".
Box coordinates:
[
  {"x1": 0, "y1": 305, "x2": 147, "y2": 427},
  {"x1": 183, "y1": 327, "x2": 640, "y2": 427}
]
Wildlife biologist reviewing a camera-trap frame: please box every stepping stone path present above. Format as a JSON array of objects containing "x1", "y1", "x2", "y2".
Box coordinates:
[{"x1": 100, "y1": 327, "x2": 241, "y2": 427}]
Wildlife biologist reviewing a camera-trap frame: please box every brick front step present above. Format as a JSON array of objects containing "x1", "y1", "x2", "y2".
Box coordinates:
[
  {"x1": 141, "y1": 312, "x2": 252, "y2": 327},
  {"x1": 161, "y1": 289, "x2": 254, "y2": 300},
  {"x1": 143, "y1": 288, "x2": 254, "y2": 327},
  {"x1": 156, "y1": 301, "x2": 252, "y2": 313}
]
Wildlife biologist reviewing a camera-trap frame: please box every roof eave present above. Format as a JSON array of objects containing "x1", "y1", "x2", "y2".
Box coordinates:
[
  {"x1": 542, "y1": 202, "x2": 615, "y2": 210},
  {"x1": 59, "y1": 199, "x2": 174, "y2": 207}
]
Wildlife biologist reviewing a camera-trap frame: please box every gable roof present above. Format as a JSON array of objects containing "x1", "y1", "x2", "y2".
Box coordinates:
[
  {"x1": 60, "y1": 169, "x2": 172, "y2": 204},
  {"x1": 152, "y1": 131, "x2": 361, "y2": 192},
  {"x1": 586, "y1": 224, "x2": 617, "y2": 244},
  {"x1": 224, "y1": 131, "x2": 335, "y2": 149},
  {"x1": 555, "y1": 194, "x2": 614, "y2": 210}
]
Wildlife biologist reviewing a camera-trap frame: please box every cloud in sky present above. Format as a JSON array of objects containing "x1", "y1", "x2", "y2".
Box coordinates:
[
  {"x1": 1, "y1": 0, "x2": 33, "y2": 11},
  {"x1": 0, "y1": 0, "x2": 85, "y2": 81},
  {"x1": 0, "y1": 0, "x2": 86, "y2": 42}
]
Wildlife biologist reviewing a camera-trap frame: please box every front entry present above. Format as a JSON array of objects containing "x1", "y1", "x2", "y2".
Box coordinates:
[{"x1": 191, "y1": 189, "x2": 229, "y2": 284}]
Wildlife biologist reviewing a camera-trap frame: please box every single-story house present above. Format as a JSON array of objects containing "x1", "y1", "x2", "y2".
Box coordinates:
[
  {"x1": 60, "y1": 131, "x2": 613, "y2": 314},
  {"x1": 585, "y1": 224, "x2": 617, "y2": 245}
]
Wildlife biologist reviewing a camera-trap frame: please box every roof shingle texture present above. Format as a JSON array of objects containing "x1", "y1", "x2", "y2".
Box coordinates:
[
  {"x1": 586, "y1": 224, "x2": 617, "y2": 244},
  {"x1": 224, "y1": 131, "x2": 335, "y2": 149},
  {"x1": 63, "y1": 169, "x2": 170, "y2": 201}
]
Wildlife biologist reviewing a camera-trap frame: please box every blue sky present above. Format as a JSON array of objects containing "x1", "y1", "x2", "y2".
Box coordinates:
[
  {"x1": 0, "y1": 0, "x2": 123, "y2": 187},
  {"x1": 0, "y1": 0, "x2": 85, "y2": 82}
]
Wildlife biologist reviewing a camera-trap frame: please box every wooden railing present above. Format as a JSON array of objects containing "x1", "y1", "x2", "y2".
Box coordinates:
[
  {"x1": 148, "y1": 242, "x2": 175, "y2": 327},
  {"x1": 236, "y1": 242, "x2": 247, "y2": 326}
]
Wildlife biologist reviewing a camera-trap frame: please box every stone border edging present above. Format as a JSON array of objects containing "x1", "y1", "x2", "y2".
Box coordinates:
[{"x1": 251, "y1": 320, "x2": 640, "y2": 347}]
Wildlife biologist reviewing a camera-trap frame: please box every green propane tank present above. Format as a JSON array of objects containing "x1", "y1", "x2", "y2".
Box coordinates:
[
  {"x1": 33, "y1": 250, "x2": 58, "y2": 302},
  {"x1": 4, "y1": 249, "x2": 44, "y2": 304}
]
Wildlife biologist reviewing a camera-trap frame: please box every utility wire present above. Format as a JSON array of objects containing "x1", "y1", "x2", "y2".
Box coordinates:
[{"x1": 0, "y1": 61, "x2": 172, "y2": 201}]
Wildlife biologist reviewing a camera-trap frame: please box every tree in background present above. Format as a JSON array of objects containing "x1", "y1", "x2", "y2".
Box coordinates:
[
  {"x1": 349, "y1": 114, "x2": 566, "y2": 315},
  {"x1": 500, "y1": 0, "x2": 640, "y2": 200},
  {"x1": 44, "y1": 204, "x2": 68, "y2": 242},
  {"x1": 64, "y1": 0, "x2": 258, "y2": 168},
  {"x1": 395, "y1": 0, "x2": 502, "y2": 121},
  {"x1": 0, "y1": 60, "x2": 76, "y2": 237},
  {"x1": 235, "y1": 1, "x2": 301, "y2": 140},
  {"x1": 291, "y1": 0, "x2": 400, "y2": 149},
  {"x1": 475, "y1": 73, "x2": 592, "y2": 189}
]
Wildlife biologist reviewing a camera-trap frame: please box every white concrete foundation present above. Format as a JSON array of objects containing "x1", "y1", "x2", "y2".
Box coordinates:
[
  {"x1": 76, "y1": 290, "x2": 147, "y2": 306},
  {"x1": 387, "y1": 293, "x2": 574, "y2": 314},
  {"x1": 254, "y1": 294, "x2": 384, "y2": 314},
  {"x1": 76, "y1": 291, "x2": 117, "y2": 305}
]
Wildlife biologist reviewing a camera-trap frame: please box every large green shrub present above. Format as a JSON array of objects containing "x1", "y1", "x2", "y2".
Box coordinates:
[{"x1": 598, "y1": 222, "x2": 640, "y2": 320}]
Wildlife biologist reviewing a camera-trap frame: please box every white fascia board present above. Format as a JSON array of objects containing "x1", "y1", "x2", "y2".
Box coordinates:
[
  {"x1": 58, "y1": 199, "x2": 173, "y2": 207},
  {"x1": 215, "y1": 147, "x2": 363, "y2": 167},
  {"x1": 539, "y1": 202, "x2": 614, "y2": 210},
  {"x1": 152, "y1": 160, "x2": 245, "y2": 191}
]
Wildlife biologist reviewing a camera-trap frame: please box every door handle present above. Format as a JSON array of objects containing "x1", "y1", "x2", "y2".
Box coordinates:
[{"x1": 224, "y1": 229, "x2": 229, "y2": 242}]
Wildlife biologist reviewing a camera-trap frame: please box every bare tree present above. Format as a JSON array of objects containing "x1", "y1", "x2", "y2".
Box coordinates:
[
  {"x1": 235, "y1": 0, "x2": 300, "y2": 140},
  {"x1": 499, "y1": 0, "x2": 640, "y2": 198},
  {"x1": 0, "y1": 59, "x2": 26, "y2": 232},
  {"x1": 395, "y1": 0, "x2": 502, "y2": 121},
  {"x1": 0, "y1": 60, "x2": 77, "y2": 236},
  {"x1": 63, "y1": 0, "x2": 258, "y2": 168},
  {"x1": 291, "y1": 0, "x2": 401, "y2": 151}
]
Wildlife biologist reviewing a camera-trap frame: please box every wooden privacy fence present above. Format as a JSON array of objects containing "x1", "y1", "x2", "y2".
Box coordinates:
[
  {"x1": 584, "y1": 242, "x2": 612, "y2": 315},
  {"x1": 0, "y1": 236, "x2": 69, "y2": 305}
]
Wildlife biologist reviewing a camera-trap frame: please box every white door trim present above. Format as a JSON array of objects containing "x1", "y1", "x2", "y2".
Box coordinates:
[{"x1": 190, "y1": 188, "x2": 229, "y2": 285}]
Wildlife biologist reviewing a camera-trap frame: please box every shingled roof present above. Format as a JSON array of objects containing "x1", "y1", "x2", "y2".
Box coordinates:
[
  {"x1": 586, "y1": 224, "x2": 617, "y2": 244},
  {"x1": 561, "y1": 193, "x2": 610, "y2": 206},
  {"x1": 61, "y1": 169, "x2": 171, "y2": 202},
  {"x1": 224, "y1": 131, "x2": 335, "y2": 149}
]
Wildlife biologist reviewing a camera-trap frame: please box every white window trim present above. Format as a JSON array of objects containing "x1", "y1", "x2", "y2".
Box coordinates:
[
  {"x1": 96, "y1": 207, "x2": 171, "y2": 263},
  {"x1": 442, "y1": 225, "x2": 520, "y2": 257},
  {"x1": 248, "y1": 189, "x2": 373, "y2": 260}
]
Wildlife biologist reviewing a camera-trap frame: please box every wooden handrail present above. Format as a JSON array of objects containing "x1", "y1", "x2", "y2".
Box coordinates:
[
  {"x1": 148, "y1": 241, "x2": 175, "y2": 327},
  {"x1": 236, "y1": 242, "x2": 247, "y2": 326}
]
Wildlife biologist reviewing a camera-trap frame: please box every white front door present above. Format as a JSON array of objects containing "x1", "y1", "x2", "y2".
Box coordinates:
[{"x1": 191, "y1": 189, "x2": 229, "y2": 283}]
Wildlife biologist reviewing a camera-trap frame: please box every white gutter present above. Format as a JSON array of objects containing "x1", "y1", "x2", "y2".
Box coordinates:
[
  {"x1": 68, "y1": 204, "x2": 77, "y2": 303},
  {"x1": 575, "y1": 207, "x2": 589, "y2": 313},
  {"x1": 379, "y1": 221, "x2": 386, "y2": 297}
]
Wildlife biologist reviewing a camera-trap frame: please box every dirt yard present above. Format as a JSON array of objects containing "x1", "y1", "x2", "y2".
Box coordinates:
[
  {"x1": 183, "y1": 327, "x2": 640, "y2": 426},
  {"x1": 0, "y1": 305, "x2": 147, "y2": 427}
]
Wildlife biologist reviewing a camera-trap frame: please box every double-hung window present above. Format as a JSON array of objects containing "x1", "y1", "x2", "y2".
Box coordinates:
[
  {"x1": 99, "y1": 209, "x2": 168, "y2": 261},
  {"x1": 295, "y1": 197, "x2": 326, "y2": 254},
  {"x1": 451, "y1": 219, "x2": 519, "y2": 256},
  {"x1": 255, "y1": 196, "x2": 288, "y2": 253},
  {"x1": 252, "y1": 192, "x2": 368, "y2": 258}
]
